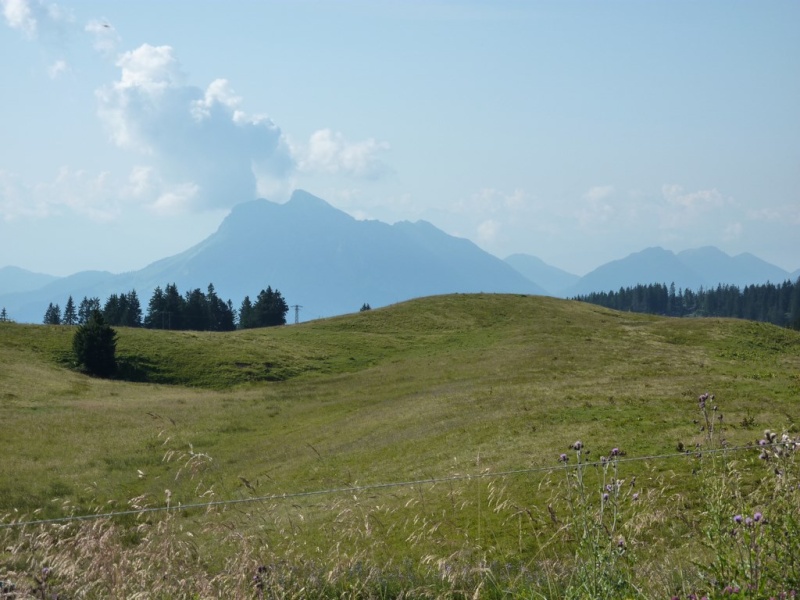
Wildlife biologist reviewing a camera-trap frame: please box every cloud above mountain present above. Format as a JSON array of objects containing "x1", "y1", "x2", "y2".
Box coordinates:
[
  {"x1": 1, "y1": 1, "x2": 393, "y2": 218},
  {"x1": 96, "y1": 44, "x2": 293, "y2": 212}
]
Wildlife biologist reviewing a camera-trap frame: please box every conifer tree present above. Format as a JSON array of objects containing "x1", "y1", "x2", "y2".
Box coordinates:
[
  {"x1": 63, "y1": 296, "x2": 77, "y2": 325},
  {"x1": 239, "y1": 295, "x2": 255, "y2": 329},
  {"x1": 43, "y1": 303, "x2": 61, "y2": 325},
  {"x1": 72, "y1": 310, "x2": 117, "y2": 377},
  {"x1": 253, "y1": 286, "x2": 288, "y2": 327}
]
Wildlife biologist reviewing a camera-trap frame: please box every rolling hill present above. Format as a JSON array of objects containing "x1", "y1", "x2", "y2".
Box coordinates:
[{"x1": 1, "y1": 293, "x2": 799, "y2": 596}]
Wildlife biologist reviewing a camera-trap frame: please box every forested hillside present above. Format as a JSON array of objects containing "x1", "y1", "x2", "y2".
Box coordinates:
[{"x1": 575, "y1": 279, "x2": 800, "y2": 328}]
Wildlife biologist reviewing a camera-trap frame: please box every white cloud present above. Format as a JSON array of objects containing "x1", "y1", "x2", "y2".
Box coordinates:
[
  {"x1": 477, "y1": 219, "x2": 500, "y2": 244},
  {"x1": 150, "y1": 182, "x2": 199, "y2": 216},
  {"x1": 453, "y1": 187, "x2": 531, "y2": 215},
  {"x1": 96, "y1": 44, "x2": 294, "y2": 210},
  {"x1": 662, "y1": 184, "x2": 725, "y2": 209},
  {"x1": 85, "y1": 18, "x2": 120, "y2": 55},
  {"x1": 1, "y1": 0, "x2": 72, "y2": 38},
  {"x1": 2, "y1": 0, "x2": 36, "y2": 35},
  {"x1": 574, "y1": 185, "x2": 617, "y2": 228},
  {"x1": 723, "y1": 222, "x2": 743, "y2": 240},
  {"x1": 659, "y1": 184, "x2": 729, "y2": 229},
  {"x1": 191, "y1": 78, "x2": 241, "y2": 120},
  {"x1": 299, "y1": 128, "x2": 390, "y2": 179},
  {"x1": 583, "y1": 185, "x2": 614, "y2": 203},
  {"x1": 0, "y1": 167, "x2": 121, "y2": 221},
  {"x1": 746, "y1": 205, "x2": 800, "y2": 225},
  {"x1": 47, "y1": 58, "x2": 68, "y2": 78}
]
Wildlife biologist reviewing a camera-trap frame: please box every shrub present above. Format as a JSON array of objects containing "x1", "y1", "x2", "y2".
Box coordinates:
[{"x1": 72, "y1": 310, "x2": 118, "y2": 377}]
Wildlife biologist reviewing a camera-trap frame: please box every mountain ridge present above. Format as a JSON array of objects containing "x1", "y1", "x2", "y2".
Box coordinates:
[
  {"x1": 1, "y1": 190, "x2": 796, "y2": 322},
  {"x1": 0, "y1": 190, "x2": 545, "y2": 323}
]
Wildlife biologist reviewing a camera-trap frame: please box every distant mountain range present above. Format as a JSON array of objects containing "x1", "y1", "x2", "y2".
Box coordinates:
[
  {"x1": 0, "y1": 190, "x2": 544, "y2": 323},
  {"x1": 0, "y1": 190, "x2": 797, "y2": 324}
]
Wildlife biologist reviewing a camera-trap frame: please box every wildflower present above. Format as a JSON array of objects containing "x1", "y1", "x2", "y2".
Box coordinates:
[
  {"x1": 745, "y1": 517, "x2": 753, "y2": 527},
  {"x1": 617, "y1": 537, "x2": 625, "y2": 548},
  {"x1": 572, "y1": 440, "x2": 583, "y2": 451},
  {"x1": 559, "y1": 453, "x2": 568, "y2": 463},
  {"x1": 759, "y1": 439, "x2": 768, "y2": 446},
  {"x1": 734, "y1": 514, "x2": 743, "y2": 524},
  {"x1": 602, "y1": 493, "x2": 609, "y2": 502},
  {"x1": 632, "y1": 492, "x2": 639, "y2": 501},
  {"x1": 754, "y1": 512, "x2": 762, "y2": 522},
  {"x1": 611, "y1": 447, "x2": 620, "y2": 456}
]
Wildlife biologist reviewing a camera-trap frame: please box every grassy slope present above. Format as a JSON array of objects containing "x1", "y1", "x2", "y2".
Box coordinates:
[{"x1": 1, "y1": 294, "x2": 798, "y2": 542}]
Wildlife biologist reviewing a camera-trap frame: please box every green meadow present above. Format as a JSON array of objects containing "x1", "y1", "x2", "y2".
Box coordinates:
[{"x1": 1, "y1": 294, "x2": 799, "y2": 598}]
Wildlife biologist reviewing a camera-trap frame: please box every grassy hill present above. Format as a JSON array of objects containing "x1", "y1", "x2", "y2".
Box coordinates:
[{"x1": 1, "y1": 294, "x2": 799, "y2": 597}]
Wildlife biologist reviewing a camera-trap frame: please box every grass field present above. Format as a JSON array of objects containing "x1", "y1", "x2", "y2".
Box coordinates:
[{"x1": 1, "y1": 294, "x2": 799, "y2": 598}]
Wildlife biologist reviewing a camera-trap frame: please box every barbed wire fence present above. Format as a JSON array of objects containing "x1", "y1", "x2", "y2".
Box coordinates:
[{"x1": 0, "y1": 443, "x2": 765, "y2": 531}]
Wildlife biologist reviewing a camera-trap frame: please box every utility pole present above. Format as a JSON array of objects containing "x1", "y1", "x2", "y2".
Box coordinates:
[{"x1": 291, "y1": 305, "x2": 303, "y2": 324}]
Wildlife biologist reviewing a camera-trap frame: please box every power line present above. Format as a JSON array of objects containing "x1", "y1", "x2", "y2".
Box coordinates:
[{"x1": 0, "y1": 444, "x2": 762, "y2": 531}]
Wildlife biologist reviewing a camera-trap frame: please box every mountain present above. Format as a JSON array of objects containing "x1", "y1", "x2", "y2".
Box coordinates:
[
  {"x1": 564, "y1": 247, "x2": 709, "y2": 297},
  {"x1": 676, "y1": 247, "x2": 790, "y2": 288},
  {"x1": 0, "y1": 266, "x2": 59, "y2": 295},
  {"x1": 503, "y1": 254, "x2": 579, "y2": 297},
  {"x1": 791, "y1": 268, "x2": 800, "y2": 281},
  {"x1": 563, "y1": 246, "x2": 793, "y2": 297},
  {"x1": 0, "y1": 190, "x2": 545, "y2": 323}
]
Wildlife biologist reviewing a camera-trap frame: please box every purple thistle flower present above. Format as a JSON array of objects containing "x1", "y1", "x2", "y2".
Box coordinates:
[
  {"x1": 559, "y1": 453, "x2": 568, "y2": 463},
  {"x1": 611, "y1": 447, "x2": 620, "y2": 456},
  {"x1": 632, "y1": 492, "x2": 639, "y2": 501},
  {"x1": 602, "y1": 493, "x2": 609, "y2": 502},
  {"x1": 754, "y1": 512, "x2": 762, "y2": 522},
  {"x1": 572, "y1": 440, "x2": 583, "y2": 451},
  {"x1": 745, "y1": 517, "x2": 753, "y2": 526},
  {"x1": 759, "y1": 439, "x2": 768, "y2": 446},
  {"x1": 734, "y1": 514, "x2": 743, "y2": 524}
]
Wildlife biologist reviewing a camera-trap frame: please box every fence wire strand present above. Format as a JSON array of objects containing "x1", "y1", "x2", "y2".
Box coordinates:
[{"x1": 0, "y1": 443, "x2": 762, "y2": 530}]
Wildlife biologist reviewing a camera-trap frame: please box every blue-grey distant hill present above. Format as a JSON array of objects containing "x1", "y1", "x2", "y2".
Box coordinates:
[
  {"x1": 0, "y1": 266, "x2": 59, "y2": 295},
  {"x1": 0, "y1": 190, "x2": 545, "y2": 323},
  {"x1": 503, "y1": 254, "x2": 579, "y2": 296},
  {"x1": 560, "y1": 246, "x2": 794, "y2": 297}
]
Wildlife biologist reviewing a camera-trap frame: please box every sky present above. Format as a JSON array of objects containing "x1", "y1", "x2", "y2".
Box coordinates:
[{"x1": 1, "y1": 1, "x2": 799, "y2": 278}]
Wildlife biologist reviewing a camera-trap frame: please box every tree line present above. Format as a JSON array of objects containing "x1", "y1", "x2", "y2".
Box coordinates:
[
  {"x1": 574, "y1": 279, "x2": 800, "y2": 329},
  {"x1": 42, "y1": 283, "x2": 289, "y2": 331}
]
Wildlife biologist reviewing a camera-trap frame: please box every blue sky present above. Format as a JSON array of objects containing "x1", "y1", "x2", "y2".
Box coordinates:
[{"x1": 1, "y1": 0, "x2": 798, "y2": 277}]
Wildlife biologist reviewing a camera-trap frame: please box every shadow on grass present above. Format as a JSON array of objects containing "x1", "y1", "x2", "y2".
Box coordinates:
[{"x1": 114, "y1": 354, "x2": 162, "y2": 384}]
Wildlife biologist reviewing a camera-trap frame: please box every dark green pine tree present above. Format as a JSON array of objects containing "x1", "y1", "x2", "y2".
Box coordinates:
[
  {"x1": 78, "y1": 297, "x2": 101, "y2": 324},
  {"x1": 103, "y1": 293, "x2": 123, "y2": 325},
  {"x1": 206, "y1": 284, "x2": 235, "y2": 331},
  {"x1": 63, "y1": 296, "x2": 77, "y2": 325},
  {"x1": 72, "y1": 310, "x2": 117, "y2": 377},
  {"x1": 253, "y1": 286, "x2": 288, "y2": 327},
  {"x1": 163, "y1": 283, "x2": 186, "y2": 330},
  {"x1": 125, "y1": 290, "x2": 143, "y2": 327},
  {"x1": 239, "y1": 295, "x2": 255, "y2": 329},
  {"x1": 184, "y1": 287, "x2": 209, "y2": 331},
  {"x1": 145, "y1": 286, "x2": 166, "y2": 329},
  {"x1": 1, "y1": 307, "x2": 9, "y2": 322},
  {"x1": 43, "y1": 302, "x2": 61, "y2": 325}
]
